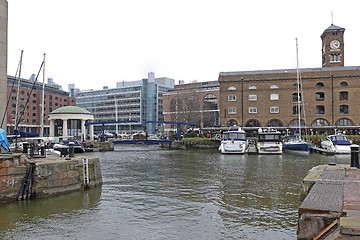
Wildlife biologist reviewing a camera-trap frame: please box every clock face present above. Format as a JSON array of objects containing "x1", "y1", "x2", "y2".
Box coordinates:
[{"x1": 330, "y1": 40, "x2": 340, "y2": 49}]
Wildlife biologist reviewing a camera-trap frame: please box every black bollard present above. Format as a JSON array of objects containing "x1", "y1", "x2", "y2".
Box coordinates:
[
  {"x1": 62, "y1": 148, "x2": 68, "y2": 157},
  {"x1": 23, "y1": 142, "x2": 29, "y2": 154},
  {"x1": 68, "y1": 142, "x2": 75, "y2": 158},
  {"x1": 350, "y1": 144, "x2": 359, "y2": 168},
  {"x1": 29, "y1": 143, "x2": 35, "y2": 157},
  {"x1": 40, "y1": 145, "x2": 45, "y2": 156}
]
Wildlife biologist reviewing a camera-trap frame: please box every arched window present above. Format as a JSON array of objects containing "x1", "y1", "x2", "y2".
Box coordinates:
[
  {"x1": 228, "y1": 86, "x2": 236, "y2": 90},
  {"x1": 335, "y1": 118, "x2": 353, "y2": 126},
  {"x1": 293, "y1": 83, "x2": 301, "y2": 89},
  {"x1": 289, "y1": 119, "x2": 306, "y2": 127},
  {"x1": 270, "y1": 84, "x2": 279, "y2": 89},
  {"x1": 316, "y1": 105, "x2": 325, "y2": 115},
  {"x1": 227, "y1": 119, "x2": 238, "y2": 126},
  {"x1": 311, "y1": 119, "x2": 329, "y2": 127},
  {"x1": 316, "y1": 92, "x2": 324, "y2": 101},
  {"x1": 203, "y1": 94, "x2": 217, "y2": 110},
  {"x1": 245, "y1": 120, "x2": 261, "y2": 127},
  {"x1": 316, "y1": 82, "x2": 324, "y2": 87},
  {"x1": 340, "y1": 105, "x2": 349, "y2": 114},
  {"x1": 339, "y1": 91, "x2": 348, "y2": 101},
  {"x1": 339, "y1": 81, "x2": 348, "y2": 87},
  {"x1": 267, "y1": 119, "x2": 283, "y2": 127},
  {"x1": 249, "y1": 85, "x2": 257, "y2": 90}
]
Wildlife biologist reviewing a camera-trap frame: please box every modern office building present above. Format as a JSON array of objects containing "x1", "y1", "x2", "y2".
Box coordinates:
[
  {"x1": 76, "y1": 72, "x2": 175, "y2": 134},
  {"x1": 163, "y1": 81, "x2": 220, "y2": 132},
  {"x1": 219, "y1": 23, "x2": 360, "y2": 134},
  {"x1": 0, "y1": 0, "x2": 7, "y2": 130},
  {"x1": 68, "y1": 83, "x2": 80, "y2": 97},
  {"x1": 6, "y1": 76, "x2": 76, "y2": 135}
]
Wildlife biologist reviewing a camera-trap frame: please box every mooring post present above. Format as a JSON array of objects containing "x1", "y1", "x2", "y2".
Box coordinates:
[
  {"x1": 350, "y1": 144, "x2": 359, "y2": 168},
  {"x1": 22, "y1": 142, "x2": 29, "y2": 154},
  {"x1": 69, "y1": 142, "x2": 75, "y2": 158},
  {"x1": 40, "y1": 144, "x2": 45, "y2": 156},
  {"x1": 29, "y1": 143, "x2": 35, "y2": 157}
]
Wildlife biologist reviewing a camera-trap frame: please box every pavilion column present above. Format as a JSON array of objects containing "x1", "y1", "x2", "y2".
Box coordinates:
[
  {"x1": 81, "y1": 120, "x2": 86, "y2": 141},
  {"x1": 49, "y1": 119, "x2": 55, "y2": 137},
  {"x1": 90, "y1": 120, "x2": 94, "y2": 141},
  {"x1": 62, "y1": 119, "x2": 68, "y2": 140}
]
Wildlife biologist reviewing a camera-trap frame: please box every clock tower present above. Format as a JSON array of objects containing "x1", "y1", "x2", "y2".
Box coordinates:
[{"x1": 321, "y1": 24, "x2": 345, "y2": 67}]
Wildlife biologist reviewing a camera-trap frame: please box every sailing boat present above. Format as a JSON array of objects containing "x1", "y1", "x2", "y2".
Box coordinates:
[{"x1": 283, "y1": 38, "x2": 311, "y2": 153}]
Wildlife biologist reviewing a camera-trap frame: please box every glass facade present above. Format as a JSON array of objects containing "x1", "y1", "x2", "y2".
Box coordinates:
[{"x1": 76, "y1": 75, "x2": 174, "y2": 134}]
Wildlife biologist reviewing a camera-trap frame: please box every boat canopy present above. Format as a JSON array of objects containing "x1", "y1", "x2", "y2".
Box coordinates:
[
  {"x1": 14, "y1": 130, "x2": 39, "y2": 138},
  {"x1": 258, "y1": 134, "x2": 282, "y2": 142},
  {"x1": 0, "y1": 128, "x2": 10, "y2": 152},
  {"x1": 330, "y1": 135, "x2": 351, "y2": 145},
  {"x1": 222, "y1": 132, "x2": 246, "y2": 141}
]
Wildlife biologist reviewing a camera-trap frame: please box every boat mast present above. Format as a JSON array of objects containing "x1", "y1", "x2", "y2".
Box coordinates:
[
  {"x1": 296, "y1": 38, "x2": 301, "y2": 137},
  {"x1": 40, "y1": 53, "x2": 46, "y2": 137},
  {"x1": 115, "y1": 98, "x2": 118, "y2": 135},
  {"x1": 14, "y1": 50, "x2": 24, "y2": 132}
]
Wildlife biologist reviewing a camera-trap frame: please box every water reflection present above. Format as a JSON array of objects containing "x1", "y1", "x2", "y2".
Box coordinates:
[
  {"x1": 0, "y1": 187, "x2": 101, "y2": 235},
  {"x1": 0, "y1": 145, "x2": 352, "y2": 239}
]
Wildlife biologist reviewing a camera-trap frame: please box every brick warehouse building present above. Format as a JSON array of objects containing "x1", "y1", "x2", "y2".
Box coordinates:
[
  {"x1": 219, "y1": 24, "x2": 360, "y2": 134},
  {"x1": 6, "y1": 76, "x2": 76, "y2": 136},
  {"x1": 163, "y1": 81, "x2": 220, "y2": 132}
]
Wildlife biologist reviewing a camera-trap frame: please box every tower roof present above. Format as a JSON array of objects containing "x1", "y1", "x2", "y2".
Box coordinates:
[{"x1": 321, "y1": 24, "x2": 345, "y2": 38}]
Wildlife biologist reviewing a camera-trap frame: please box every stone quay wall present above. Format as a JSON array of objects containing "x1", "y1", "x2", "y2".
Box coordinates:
[{"x1": 0, "y1": 153, "x2": 102, "y2": 203}]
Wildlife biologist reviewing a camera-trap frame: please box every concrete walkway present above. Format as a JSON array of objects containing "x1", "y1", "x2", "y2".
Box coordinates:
[{"x1": 298, "y1": 164, "x2": 360, "y2": 239}]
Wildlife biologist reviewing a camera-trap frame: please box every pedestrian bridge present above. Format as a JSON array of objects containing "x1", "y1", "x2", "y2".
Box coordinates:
[{"x1": 112, "y1": 139, "x2": 172, "y2": 145}]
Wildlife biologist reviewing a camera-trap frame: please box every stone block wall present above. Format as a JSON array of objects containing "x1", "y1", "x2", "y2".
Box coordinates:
[
  {"x1": 0, "y1": 154, "x2": 102, "y2": 202},
  {"x1": 0, "y1": 154, "x2": 27, "y2": 202}
]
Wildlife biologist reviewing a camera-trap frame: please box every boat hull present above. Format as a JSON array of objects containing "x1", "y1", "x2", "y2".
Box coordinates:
[
  {"x1": 283, "y1": 143, "x2": 311, "y2": 152},
  {"x1": 219, "y1": 141, "x2": 247, "y2": 154},
  {"x1": 257, "y1": 144, "x2": 282, "y2": 154}
]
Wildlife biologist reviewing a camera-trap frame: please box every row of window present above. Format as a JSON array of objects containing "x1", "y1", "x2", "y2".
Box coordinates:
[
  {"x1": 228, "y1": 94, "x2": 278, "y2": 101},
  {"x1": 227, "y1": 118, "x2": 353, "y2": 128},
  {"x1": 228, "y1": 91, "x2": 349, "y2": 102},
  {"x1": 228, "y1": 105, "x2": 350, "y2": 115},
  {"x1": 227, "y1": 81, "x2": 349, "y2": 91}
]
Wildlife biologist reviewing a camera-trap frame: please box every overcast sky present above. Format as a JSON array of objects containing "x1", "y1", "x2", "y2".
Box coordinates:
[{"x1": 7, "y1": 0, "x2": 360, "y2": 90}]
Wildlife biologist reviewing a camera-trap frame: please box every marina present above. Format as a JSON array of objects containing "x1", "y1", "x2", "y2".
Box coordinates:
[{"x1": 0, "y1": 144, "x2": 356, "y2": 239}]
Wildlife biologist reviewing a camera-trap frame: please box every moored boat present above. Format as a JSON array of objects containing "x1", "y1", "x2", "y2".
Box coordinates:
[
  {"x1": 283, "y1": 136, "x2": 312, "y2": 153},
  {"x1": 320, "y1": 134, "x2": 351, "y2": 154},
  {"x1": 218, "y1": 126, "x2": 248, "y2": 154},
  {"x1": 257, "y1": 128, "x2": 282, "y2": 154},
  {"x1": 283, "y1": 38, "x2": 311, "y2": 154}
]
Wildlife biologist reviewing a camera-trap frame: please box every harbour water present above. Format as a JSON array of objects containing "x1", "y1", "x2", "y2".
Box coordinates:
[{"x1": 0, "y1": 145, "x2": 351, "y2": 239}]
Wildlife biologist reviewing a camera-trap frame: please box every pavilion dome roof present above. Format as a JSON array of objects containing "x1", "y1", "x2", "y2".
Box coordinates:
[{"x1": 50, "y1": 106, "x2": 91, "y2": 115}]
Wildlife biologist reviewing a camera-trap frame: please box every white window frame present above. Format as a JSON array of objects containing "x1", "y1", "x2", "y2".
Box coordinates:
[
  {"x1": 249, "y1": 107, "x2": 257, "y2": 114},
  {"x1": 228, "y1": 107, "x2": 236, "y2": 114},
  {"x1": 270, "y1": 84, "x2": 279, "y2": 89},
  {"x1": 228, "y1": 86, "x2": 236, "y2": 90},
  {"x1": 270, "y1": 93, "x2": 279, "y2": 101},
  {"x1": 248, "y1": 94, "x2": 257, "y2": 101},
  {"x1": 270, "y1": 106, "x2": 279, "y2": 114},
  {"x1": 228, "y1": 95, "x2": 236, "y2": 101},
  {"x1": 249, "y1": 85, "x2": 257, "y2": 90}
]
